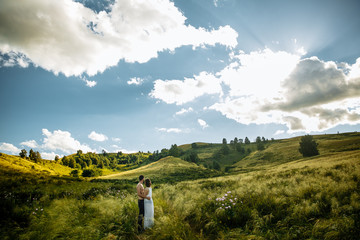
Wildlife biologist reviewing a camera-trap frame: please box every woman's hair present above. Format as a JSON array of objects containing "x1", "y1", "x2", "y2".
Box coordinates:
[{"x1": 145, "y1": 178, "x2": 151, "y2": 187}]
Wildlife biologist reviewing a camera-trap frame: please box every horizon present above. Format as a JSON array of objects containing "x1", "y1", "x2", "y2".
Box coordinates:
[{"x1": 1, "y1": 0, "x2": 360, "y2": 159}]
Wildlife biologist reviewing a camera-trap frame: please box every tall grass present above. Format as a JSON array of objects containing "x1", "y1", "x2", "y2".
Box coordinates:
[{"x1": 1, "y1": 132, "x2": 360, "y2": 239}]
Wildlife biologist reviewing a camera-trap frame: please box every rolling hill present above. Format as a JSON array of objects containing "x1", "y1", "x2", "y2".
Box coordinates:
[{"x1": 99, "y1": 156, "x2": 220, "y2": 183}]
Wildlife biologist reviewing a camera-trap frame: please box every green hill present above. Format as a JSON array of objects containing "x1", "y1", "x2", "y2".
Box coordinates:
[
  {"x1": 1, "y1": 132, "x2": 360, "y2": 239},
  {"x1": 0, "y1": 153, "x2": 72, "y2": 178},
  {"x1": 231, "y1": 132, "x2": 360, "y2": 172},
  {"x1": 99, "y1": 156, "x2": 220, "y2": 183}
]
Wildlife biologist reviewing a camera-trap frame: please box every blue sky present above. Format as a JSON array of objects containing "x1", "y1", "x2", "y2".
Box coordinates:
[{"x1": 1, "y1": 0, "x2": 360, "y2": 159}]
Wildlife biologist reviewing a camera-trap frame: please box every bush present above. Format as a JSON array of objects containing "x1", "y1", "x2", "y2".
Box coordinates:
[
  {"x1": 299, "y1": 135, "x2": 319, "y2": 157},
  {"x1": 82, "y1": 169, "x2": 102, "y2": 177},
  {"x1": 70, "y1": 170, "x2": 80, "y2": 177}
]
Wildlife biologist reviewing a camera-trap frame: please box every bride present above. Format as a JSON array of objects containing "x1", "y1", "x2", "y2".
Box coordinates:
[{"x1": 144, "y1": 178, "x2": 154, "y2": 229}]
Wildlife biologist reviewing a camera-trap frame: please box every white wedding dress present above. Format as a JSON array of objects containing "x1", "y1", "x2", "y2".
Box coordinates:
[{"x1": 144, "y1": 187, "x2": 154, "y2": 229}]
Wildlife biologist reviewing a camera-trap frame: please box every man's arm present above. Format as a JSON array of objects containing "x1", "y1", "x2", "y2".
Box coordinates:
[{"x1": 137, "y1": 185, "x2": 149, "y2": 199}]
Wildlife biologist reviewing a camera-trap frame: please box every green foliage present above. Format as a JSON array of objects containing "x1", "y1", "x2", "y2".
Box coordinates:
[
  {"x1": 82, "y1": 169, "x2": 102, "y2": 177},
  {"x1": 213, "y1": 160, "x2": 221, "y2": 170},
  {"x1": 70, "y1": 170, "x2": 80, "y2": 177},
  {"x1": 169, "y1": 144, "x2": 180, "y2": 157},
  {"x1": 183, "y1": 151, "x2": 200, "y2": 164},
  {"x1": 299, "y1": 134, "x2": 319, "y2": 157},
  {"x1": 19, "y1": 149, "x2": 27, "y2": 159}
]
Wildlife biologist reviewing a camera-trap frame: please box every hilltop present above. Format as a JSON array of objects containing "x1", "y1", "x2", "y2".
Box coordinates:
[
  {"x1": 99, "y1": 156, "x2": 220, "y2": 183},
  {"x1": 1, "y1": 132, "x2": 359, "y2": 181}
]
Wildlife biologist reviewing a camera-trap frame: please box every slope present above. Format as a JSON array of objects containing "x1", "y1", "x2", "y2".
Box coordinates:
[
  {"x1": 225, "y1": 132, "x2": 360, "y2": 172},
  {"x1": 99, "y1": 156, "x2": 220, "y2": 183}
]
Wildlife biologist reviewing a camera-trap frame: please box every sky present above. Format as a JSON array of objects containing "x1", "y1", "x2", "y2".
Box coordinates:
[{"x1": 1, "y1": 0, "x2": 360, "y2": 159}]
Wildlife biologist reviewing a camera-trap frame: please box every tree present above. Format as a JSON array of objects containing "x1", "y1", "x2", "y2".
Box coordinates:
[
  {"x1": 68, "y1": 157, "x2": 76, "y2": 168},
  {"x1": 70, "y1": 170, "x2": 80, "y2": 177},
  {"x1": 236, "y1": 144, "x2": 245, "y2": 153},
  {"x1": 61, "y1": 156, "x2": 69, "y2": 166},
  {"x1": 102, "y1": 149, "x2": 107, "y2": 156},
  {"x1": 257, "y1": 141, "x2": 265, "y2": 151},
  {"x1": 35, "y1": 151, "x2": 42, "y2": 162},
  {"x1": 244, "y1": 137, "x2": 250, "y2": 144},
  {"x1": 222, "y1": 138, "x2": 227, "y2": 145},
  {"x1": 185, "y1": 151, "x2": 199, "y2": 164},
  {"x1": 234, "y1": 137, "x2": 239, "y2": 145},
  {"x1": 213, "y1": 161, "x2": 221, "y2": 171},
  {"x1": 169, "y1": 144, "x2": 180, "y2": 157},
  {"x1": 29, "y1": 149, "x2": 36, "y2": 161},
  {"x1": 54, "y1": 155, "x2": 60, "y2": 162},
  {"x1": 256, "y1": 136, "x2": 265, "y2": 150},
  {"x1": 191, "y1": 143, "x2": 198, "y2": 149},
  {"x1": 299, "y1": 135, "x2": 319, "y2": 157},
  {"x1": 19, "y1": 149, "x2": 27, "y2": 158},
  {"x1": 221, "y1": 144, "x2": 230, "y2": 155},
  {"x1": 77, "y1": 150, "x2": 83, "y2": 156}
]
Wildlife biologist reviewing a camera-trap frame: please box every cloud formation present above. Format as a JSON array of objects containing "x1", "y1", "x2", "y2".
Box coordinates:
[
  {"x1": 198, "y1": 119, "x2": 209, "y2": 129},
  {"x1": 150, "y1": 71, "x2": 222, "y2": 105},
  {"x1": 156, "y1": 127, "x2": 183, "y2": 133},
  {"x1": 20, "y1": 140, "x2": 39, "y2": 148},
  {"x1": 211, "y1": 51, "x2": 360, "y2": 133},
  {"x1": 0, "y1": 142, "x2": 20, "y2": 154},
  {"x1": 0, "y1": 0, "x2": 237, "y2": 77},
  {"x1": 88, "y1": 131, "x2": 108, "y2": 142},
  {"x1": 127, "y1": 77, "x2": 144, "y2": 85},
  {"x1": 42, "y1": 129, "x2": 93, "y2": 153},
  {"x1": 175, "y1": 107, "x2": 194, "y2": 115},
  {"x1": 152, "y1": 47, "x2": 360, "y2": 133}
]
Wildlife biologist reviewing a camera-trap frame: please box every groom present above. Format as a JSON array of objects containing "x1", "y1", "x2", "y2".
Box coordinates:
[{"x1": 136, "y1": 175, "x2": 150, "y2": 232}]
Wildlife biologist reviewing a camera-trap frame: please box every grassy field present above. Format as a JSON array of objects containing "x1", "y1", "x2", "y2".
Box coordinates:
[
  {"x1": 99, "y1": 156, "x2": 220, "y2": 183},
  {"x1": 0, "y1": 132, "x2": 359, "y2": 239}
]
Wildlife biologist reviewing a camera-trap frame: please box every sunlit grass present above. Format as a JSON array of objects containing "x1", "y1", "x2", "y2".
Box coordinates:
[{"x1": 1, "y1": 132, "x2": 360, "y2": 239}]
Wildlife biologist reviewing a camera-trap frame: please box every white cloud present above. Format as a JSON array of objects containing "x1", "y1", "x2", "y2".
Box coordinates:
[
  {"x1": 198, "y1": 119, "x2": 209, "y2": 129},
  {"x1": 150, "y1": 71, "x2": 223, "y2": 105},
  {"x1": 0, "y1": 142, "x2": 20, "y2": 154},
  {"x1": 156, "y1": 127, "x2": 183, "y2": 133},
  {"x1": 42, "y1": 128, "x2": 93, "y2": 154},
  {"x1": 20, "y1": 140, "x2": 38, "y2": 148},
  {"x1": 112, "y1": 137, "x2": 121, "y2": 142},
  {"x1": 218, "y1": 48, "x2": 301, "y2": 98},
  {"x1": 40, "y1": 152, "x2": 58, "y2": 160},
  {"x1": 127, "y1": 77, "x2": 144, "y2": 85},
  {"x1": 175, "y1": 107, "x2": 194, "y2": 115},
  {"x1": 209, "y1": 49, "x2": 360, "y2": 133},
  {"x1": 85, "y1": 80, "x2": 97, "y2": 87},
  {"x1": 0, "y1": 0, "x2": 237, "y2": 77},
  {"x1": 88, "y1": 131, "x2": 108, "y2": 142}
]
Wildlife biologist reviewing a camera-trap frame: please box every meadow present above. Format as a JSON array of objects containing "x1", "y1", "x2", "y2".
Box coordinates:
[{"x1": 0, "y1": 132, "x2": 359, "y2": 239}]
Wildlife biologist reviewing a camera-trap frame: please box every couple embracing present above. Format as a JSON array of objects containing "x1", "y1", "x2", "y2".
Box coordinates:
[{"x1": 136, "y1": 175, "x2": 154, "y2": 232}]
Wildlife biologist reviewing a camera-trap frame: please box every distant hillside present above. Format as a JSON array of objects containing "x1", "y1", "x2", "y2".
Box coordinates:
[
  {"x1": 99, "y1": 156, "x2": 220, "y2": 183},
  {"x1": 232, "y1": 132, "x2": 360, "y2": 172},
  {"x1": 0, "y1": 153, "x2": 72, "y2": 177}
]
